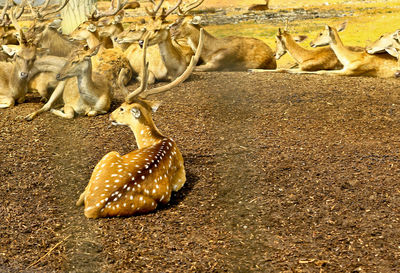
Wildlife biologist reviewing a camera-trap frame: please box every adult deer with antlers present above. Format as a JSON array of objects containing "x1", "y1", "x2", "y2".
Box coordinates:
[
  {"x1": 76, "y1": 35, "x2": 200, "y2": 218},
  {"x1": 307, "y1": 23, "x2": 398, "y2": 78},
  {"x1": 0, "y1": 29, "x2": 39, "y2": 108},
  {"x1": 117, "y1": 0, "x2": 198, "y2": 81},
  {"x1": 170, "y1": 0, "x2": 276, "y2": 71}
]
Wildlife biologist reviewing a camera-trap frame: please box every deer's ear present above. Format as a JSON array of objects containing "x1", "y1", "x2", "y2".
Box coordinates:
[
  {"x1": 293, "y1": 35, "x2": 307, "y2": 42},
  {"x1": 113, "y1": 14, "x2": 123, "y2": 24},
  {"x1": 191, "y1": 16, "x2": 202, "y2": 25},
  {"x1": 87, "y1": 24, "x2": 97, "y2": 33},
  {"x1": 36, "y1": 47, "x2": 50, "y2": 57},
  {"x1": 2, "y1": 45, "x2": 16, "y2": 57},
  {"x1": 86, "y1": 44, "x2": 101, "y2": 58},
  {"x1": 385, "y1": 47, "x2": 399, "y2": 58},
  {"x1": 49, "y1": 19, "x2": 62, "y2": 29},
  {"x1": 149, "y1": 101, "x2": 161, "y2": 112},
  {"x1": 130, "y1": 107, "x2": 141, "y2": 119},
  {"x1": 393, "y1": 30, "x2": 400, "y2": 42},
  {"x1": 337, "y1": 21, "x2": 347, "y2": 32}
]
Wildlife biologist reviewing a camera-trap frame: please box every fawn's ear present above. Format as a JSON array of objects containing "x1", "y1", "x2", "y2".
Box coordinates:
[
  {"x1": 149, "y1": 100, "x2": 161, "y2": 112},
  {"x1": 337, "y1": 21, "x2": 347, "y2": 32},
  {"x1": 293, "y1": 35, "x2": 308, "y2": 43},
  {"x1": 393, "y1": 30, "x2": 400, "y2": 42},
  {"x1": 385, "y1": 47, "x2": 399, "y2": 58}
]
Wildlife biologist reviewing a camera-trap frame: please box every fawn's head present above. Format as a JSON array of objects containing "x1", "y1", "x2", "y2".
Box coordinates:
[
  {"x1": 56, "y1": 45, "x2": 100, "y2": 81},
  {"x1": 310, "y1": 22, "x2": 347, "y2": 48},
  {"x1": 366, "y1": 30, "x2": 400, "y2": 55}
]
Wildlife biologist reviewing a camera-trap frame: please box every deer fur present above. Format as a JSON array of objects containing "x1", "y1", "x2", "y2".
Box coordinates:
[
  {"x1": 171, "y1": 15, "x2": 276, "y2": 71},
  {"x1": 26, "y1": 46, "x2": 111, "y2": 120},
  {"x1": 248, "y1": 0, "x2": 269, "y2": 11},
  {"x1": 76, "y1": 100, "x2": 186, "y2": 218},
  {"x1": 0, "y1": 33, "x2": 38, "y2": 108},
  {"x1": 308, "y1": 24, "x2": 398, "y2": 78}
]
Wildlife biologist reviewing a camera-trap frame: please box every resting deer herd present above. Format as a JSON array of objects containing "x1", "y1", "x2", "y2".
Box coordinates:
[{"x1": 1, "y1": 0, "x2": 399, "y2": 218}]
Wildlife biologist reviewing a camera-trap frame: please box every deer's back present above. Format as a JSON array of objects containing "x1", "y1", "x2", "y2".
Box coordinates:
[{"x1": 217, "y1": 36, "x2": 276, "y2": 70}]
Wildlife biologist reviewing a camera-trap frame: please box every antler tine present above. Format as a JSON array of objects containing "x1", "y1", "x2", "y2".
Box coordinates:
[
  {"x1": 38, "y1": 0, "x2": 51, "y2": 13},
  {"x1": 12, "y1": 0, "x2": 27, "y2": 20},
  {"x1": 162, "y1": 0, "x2": 182, "y2": 19},
  {"x1": 124, "y1": 32, "x2": 150, "y2": 102},
  {"x1": 145, "y1": 0, "x2": 164, "y2": 17},
  {"x1": 0, "y1": 0, "x2": 10, "y2": 26},
  {"x1": 93, "y1": 0, "x2": 130, "y2": 19},
  {"x1": 39, "y1": 0, "x2": 70, "y2": 19},
  {"x1": 9, "y1": 6, "x2": 22, "y2": 33},
  {"x1": 186, "y1": 0, "x2": 204, "y2": 12},
  {"x1": 180, "y1": 0, "x2": 204, "y2": 15},
  {"x1": 140, "y1": 28, "x2": 204, "y2": 99}
]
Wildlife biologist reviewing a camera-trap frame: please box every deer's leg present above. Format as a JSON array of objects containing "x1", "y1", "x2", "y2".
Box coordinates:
[
  {"x1": 76, "y1": 191, "x2": 86, "y2": 206},
  {"x1": 171, "y1": 165, "x2": 186, "y2": 192},
  {"x1": 249, "y1": 68, "x2": 289, "y2": 73},
  {"x1": 25, "y1": 81, "x2": 66, "y2": 121},
  {"x1": 98, "y1": 194, "x2": 158, "y2": 218},
  {"x1": 194, "y1": 61, "x2": 221, "y2": 72},
  {"x1": 315, "y1": 69, "x2": 357, "y2": 76},
  {"x1": 50, "y1": 105, "x2": 75, "y2": 119},
  {"x1": 147, "y1": 71, "x2": 156, "y2": 84},
  {"x1": 0, "y1": 96, "x2": 15, "y2": 108}
]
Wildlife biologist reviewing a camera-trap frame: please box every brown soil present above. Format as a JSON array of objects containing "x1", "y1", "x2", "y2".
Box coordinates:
[{"x1": 1, "y1": 72, "x2": 400, "y2": 272}]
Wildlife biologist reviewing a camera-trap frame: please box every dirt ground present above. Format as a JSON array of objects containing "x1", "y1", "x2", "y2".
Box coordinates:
[{"x1": 1, "y1": 72, "x2": 400, "y2": 272}]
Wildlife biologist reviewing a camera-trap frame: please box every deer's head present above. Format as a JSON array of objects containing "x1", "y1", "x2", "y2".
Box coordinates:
[
  {"x1": 310, "y1": 22, "x2": 347, "y2": 48},
  {"x1": 56, "y1": 45, "x2": 100, "y2": 81},
  {"x1": 111, "y1": 100, "x2": 161, "y2": 128},
  {"x1": 366, "y1": 30, "x2": 400, "y2": 56}
]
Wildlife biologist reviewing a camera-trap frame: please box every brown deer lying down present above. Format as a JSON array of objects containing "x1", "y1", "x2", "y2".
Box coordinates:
[
  {"x1": 248, "y1": 0, "x2": 269, "y2": 11},
  {"x1": 366, "y1": 30, "x2": 400, "y2": 77},
  {"x1": 76, "y1": 37, "x2": 194, "y2": 219},
  {"x1": 270, "y1": 27, "x2": 365, "y2": 72},
  {"x1": 25, "y1": 45, "x2": 112, "y2": 120},
  {"x1": 303, "y1": 24, "x2": 398, "y2": 78},
  {"x1": 170, "y1": 0, "x2": 276, "y2": 71}
]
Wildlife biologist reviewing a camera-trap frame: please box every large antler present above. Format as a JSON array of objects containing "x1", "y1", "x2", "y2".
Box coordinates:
[
  {"x1": 123, "y1": 28, "x2": 204, "y2": 103},
  {"x1": 0, "y1": 0, "x2": 11, "y2": 26},
  {"x1": 145, "y1": 0, "x2": 164, "y2": 18},
  {"x1": 177, "y1": 0, "x2": 204, "y2": 16},
  {"x1": 26, "y1": 0, "x2": 69, "y2": 21},
  {"x1": 158, "y1": 0, "x2": 182, "y2": 21},
  {"x1": 0, "y1": 0, "x2": 27, "y2": 26},
  {"x1": 91, "y1": 0, "x2": 136, "y2": 20}
]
